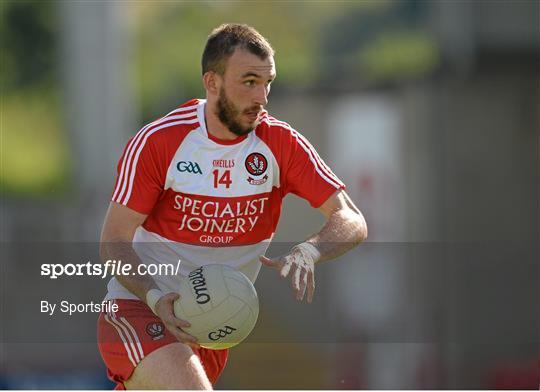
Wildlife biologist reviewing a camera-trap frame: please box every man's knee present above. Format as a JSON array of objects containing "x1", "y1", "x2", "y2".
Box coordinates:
[{"x1": 124, "y1": 343, "x2": 212, "y2": 390}]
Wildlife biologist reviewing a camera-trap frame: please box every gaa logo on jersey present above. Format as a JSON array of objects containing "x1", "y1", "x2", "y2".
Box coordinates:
[
  {"x1": 177, "y1": 161, "x2": 202, "y2": 174},
  {"x1": 146, "y1": 322, "x2": 165, "y2": 340}
]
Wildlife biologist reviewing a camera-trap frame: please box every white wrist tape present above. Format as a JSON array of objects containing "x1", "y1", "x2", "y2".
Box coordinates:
[
  {"x1": 296, "y1": 242, "x2": 322, "y2": 264},
  {"x1": 146, "y1": 289, "x2": 164, "y2": 315}
]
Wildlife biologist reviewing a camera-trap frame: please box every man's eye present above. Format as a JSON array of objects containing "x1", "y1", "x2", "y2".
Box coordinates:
[{"x1": 244, "y1": 80, "x2": 255, "y2": 86}]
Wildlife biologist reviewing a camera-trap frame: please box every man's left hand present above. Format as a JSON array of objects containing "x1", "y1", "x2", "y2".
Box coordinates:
[{"x1": 260, "y1": 244, "x2": 318, "y2": 303}]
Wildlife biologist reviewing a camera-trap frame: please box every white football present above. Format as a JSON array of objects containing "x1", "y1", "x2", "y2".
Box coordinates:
[{"x1": 173, "y1": 264, "x2": 259, "y2": 350}]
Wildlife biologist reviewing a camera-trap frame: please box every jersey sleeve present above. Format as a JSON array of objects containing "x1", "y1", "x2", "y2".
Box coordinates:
[
  {"x1": 282, "y1": 130, "x2": 345, "y2": 208},
  {"x1": 111, "y1": 135, "x2": 165, "y2": 215}
]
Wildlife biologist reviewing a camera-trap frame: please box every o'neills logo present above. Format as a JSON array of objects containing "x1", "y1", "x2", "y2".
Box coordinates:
[
  {"x1": 213, "y1": 159, "x2": 235, "y2": 168},
  {"x1": 188, "y1": 267, "x2": 210, "y2": 304}
]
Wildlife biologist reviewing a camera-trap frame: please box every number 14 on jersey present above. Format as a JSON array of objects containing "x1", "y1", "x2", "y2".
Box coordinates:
[{"x1": 212, "y1": 169, "x2": 232, "y2": 189}]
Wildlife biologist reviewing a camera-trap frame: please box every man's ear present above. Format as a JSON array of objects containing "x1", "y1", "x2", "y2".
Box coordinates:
[{"x1": 203, "y1": 71, "x2": 220, "y2": 95}]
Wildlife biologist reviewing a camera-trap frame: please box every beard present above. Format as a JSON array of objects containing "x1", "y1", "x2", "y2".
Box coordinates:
[{"x1": 216, "y1": 87, "x2": 259, "y2": 137}]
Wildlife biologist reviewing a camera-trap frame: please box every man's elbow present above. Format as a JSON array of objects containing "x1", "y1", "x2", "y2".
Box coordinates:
[
  {"x1": 353, "y1": 213, "x2": 368, "y2": 244},
  {"x1": 359, "y1": 222, "x2": 368, "y2": 243}
]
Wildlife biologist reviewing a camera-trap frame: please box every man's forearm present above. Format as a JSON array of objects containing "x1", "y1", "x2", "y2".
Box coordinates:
[
  {"x1": 305, "y1": 209, "x2": 367, "y2": 263},
  {"x1": 100, "y1": 240, "x2": 160, "y2": 301}
]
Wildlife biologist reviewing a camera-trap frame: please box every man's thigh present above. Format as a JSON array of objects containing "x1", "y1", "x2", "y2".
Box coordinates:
[
  {"x1": 125, "y1": 342, "x2": 211, "y2": 390},
  {"x1": 97, "y1": 299, "x2": 228, "y2": 389}
]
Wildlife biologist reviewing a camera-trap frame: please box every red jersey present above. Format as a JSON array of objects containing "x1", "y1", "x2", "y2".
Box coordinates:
[{"x1": 106, "y1": 99, "x2": 344, "y2": 300}]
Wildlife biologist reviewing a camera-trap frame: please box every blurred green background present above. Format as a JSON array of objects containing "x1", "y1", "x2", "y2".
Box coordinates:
[{"x1": 1, "y1": 0, "x2": 439, "y2": 197}]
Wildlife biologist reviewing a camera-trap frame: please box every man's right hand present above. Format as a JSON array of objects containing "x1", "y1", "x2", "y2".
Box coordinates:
[{"x1": 154, "y1": 292, "x2": 200, "y2": 349}]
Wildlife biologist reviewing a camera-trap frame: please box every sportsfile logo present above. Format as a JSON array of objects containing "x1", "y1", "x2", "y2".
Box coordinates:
[
  {"x1": 177, "y1": 161, "x2": 202, "y2": 174},
  {"x1": 40, "y1": 260, "x2": 182, "y2": 279}
]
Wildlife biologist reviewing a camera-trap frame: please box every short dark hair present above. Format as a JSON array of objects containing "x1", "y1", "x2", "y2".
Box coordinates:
[{"x1": 202, "y1": 23, "x2": 274, "y2": 75}]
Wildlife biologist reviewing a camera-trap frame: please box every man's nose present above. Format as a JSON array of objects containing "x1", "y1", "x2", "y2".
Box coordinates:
[{"x1": 253, "y1": 85, "x2": 268, "y2": 106}]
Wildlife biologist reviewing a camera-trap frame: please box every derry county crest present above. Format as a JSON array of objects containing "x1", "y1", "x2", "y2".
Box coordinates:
[
  {"x1": 245, "y1": 152, "x2": 268, "y2": 185},
  {"x1": 146, "y1": 322, "x2": 165, "y2": 340}
]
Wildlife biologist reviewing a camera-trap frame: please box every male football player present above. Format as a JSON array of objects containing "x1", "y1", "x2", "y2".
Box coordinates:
[{"x1": 98, "y1": 23, "x2": 367, "y2": 389}]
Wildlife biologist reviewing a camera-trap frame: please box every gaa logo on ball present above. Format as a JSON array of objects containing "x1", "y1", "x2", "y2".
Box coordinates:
[
  {"x1": 208, "y1": 325, "x2": 237, "y2": 341},
  {"x1": 174, "y1": 264, "x2": 259, "y2": 350}
]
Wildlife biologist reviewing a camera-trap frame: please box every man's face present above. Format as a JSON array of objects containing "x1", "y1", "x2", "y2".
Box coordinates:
[{"x1": 215, "y1": 48, "x2": 276, "y2": 136}]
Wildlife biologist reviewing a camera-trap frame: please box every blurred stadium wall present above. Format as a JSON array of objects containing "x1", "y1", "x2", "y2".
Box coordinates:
[{"x1": 1, "y1": 0, "x2": 538, "y2": 389}]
